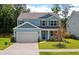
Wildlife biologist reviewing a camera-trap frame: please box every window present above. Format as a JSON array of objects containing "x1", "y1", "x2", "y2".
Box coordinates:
[
  {"x1": 54, "y1": 21, "x2": 57, "y2": 26},
  {"x1": 51, "y1": 21, "x2": 53, "y2": 26},
  {"x1": 20, "y1": 21, "x2": 24, "y2": 24},
  {"x1": 50, "y1": 21, "x2": 54, "y2": 26},
  {"x1": 50, "y1": 21, "x2": 58, "y2": 26},
  {"x1": 50, "y1": 31, "x2": 53, "y2": 36},
  {"x1": 41, "y1": 20, "x2": 47, "y2": 26},
  {"x1": 42, "y1": 31, "x2": 46, "y2": 39},
  {"x1": 42, "y1": 21, "x2": 45, "y2": 26}
]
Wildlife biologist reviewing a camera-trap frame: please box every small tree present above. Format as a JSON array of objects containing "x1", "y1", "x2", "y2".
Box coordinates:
[{"x1": 51, "y1": 4, "x2": 63, "y2": 41}]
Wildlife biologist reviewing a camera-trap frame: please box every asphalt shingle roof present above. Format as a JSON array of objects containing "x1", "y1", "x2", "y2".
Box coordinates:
[{"x1": 17, "y1": 12, "x2": 59, "y2": 20}]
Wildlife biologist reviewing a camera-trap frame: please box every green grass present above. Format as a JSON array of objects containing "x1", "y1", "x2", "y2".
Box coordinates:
[
  {"x1": 40, "y1": 52, "x2": 79, "y2": 55},
  {"x1": 0, "y1": 38, "x2": 12, "y2": 50},
  {"x1": 39, "y1": 39, "x2": 79, "y2": 49}
]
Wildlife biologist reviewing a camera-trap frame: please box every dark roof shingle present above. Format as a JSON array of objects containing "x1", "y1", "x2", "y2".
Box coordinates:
[{"x1": 17, "y1": 12, "x2": 59, "y2": 20}]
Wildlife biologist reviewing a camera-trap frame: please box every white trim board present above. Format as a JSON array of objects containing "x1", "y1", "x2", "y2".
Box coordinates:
[{"x1": 41, "y1": 28, "x2": 59, "y2": 31}]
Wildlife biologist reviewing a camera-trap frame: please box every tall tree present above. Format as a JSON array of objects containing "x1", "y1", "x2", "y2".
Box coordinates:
[
  {"x1": 60, "y1": 4, "x2": 74, "y2": 30},
  {"x1": 13, "y1": 4, "x2": 30, "y2": 27},
  {"x1": 0, "y1": 4, "x2": 22, "y2": 33},
  {"x1": 0, "y1": 4, "x2": 15, "y2": 33},
  {"x1": 0, "y1": 4, "x2": 30, "y2": 34},
  {"x1": 51, "y1": 4, "x2": 63, "y2": 42},
  {"x1": 51, "y1": 4, "x2": 61, "y2": 14}
]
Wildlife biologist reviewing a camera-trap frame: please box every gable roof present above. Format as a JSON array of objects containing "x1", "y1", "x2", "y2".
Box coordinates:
[
  {"x1": 14, "y1": 22, "x2": 40, "y2": 29},
  {"x1": 17, "y1": 12, "x2": 59, "y2": 20}
]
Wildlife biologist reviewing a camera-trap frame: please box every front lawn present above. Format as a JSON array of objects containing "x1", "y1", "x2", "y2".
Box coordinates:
[
  {"x1": 40, "y1": 52, "x2": 79, "y2": 55},
  {"x1": 39, "y1": 39, "x2": 79, "y2": 49},
  {"x1": 0, "y1": 38, "x2": 12, "y2": 50}
]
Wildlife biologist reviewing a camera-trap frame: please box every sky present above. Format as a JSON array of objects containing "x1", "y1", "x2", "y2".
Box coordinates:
[
  {"x1": 27, "y1": 4, "x2": 52, "y2": 12},
  {"x1": 27, "y1": 4, "x2": 79, "y2": 17},
  {"x1": 27, "y1": 4, "x2": 79, "y2": 12}
]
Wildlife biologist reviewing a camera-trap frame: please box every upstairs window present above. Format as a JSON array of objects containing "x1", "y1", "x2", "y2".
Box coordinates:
[
  {"x1": 50, "y1": 21, "x2": 58, "y2": 26},
  {"x1": 50, "y1": 21, "x2": 54, "y2": 26},
  {"x1": 54, "y1": 21, "x2": 58, "y2": 26},
  {"x1": 41, "y1": 20, "x2": 47, "y2": 27},
  {"x1": 20, "y1": 21, "x2": 24, "y2": 24}
]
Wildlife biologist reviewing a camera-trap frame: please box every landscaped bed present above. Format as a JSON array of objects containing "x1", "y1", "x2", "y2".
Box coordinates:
[
  {"x1": 39, "y1": 39, "x2": 79, "y2": 49},
  {"x1": 0, "y1": 38, "x2": 12, "y2": 50},
  {"x1": 40, "y1": 52, "x2": 79, "y2": 55}
]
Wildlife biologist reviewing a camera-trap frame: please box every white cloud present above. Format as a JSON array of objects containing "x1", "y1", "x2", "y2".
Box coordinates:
[
  {"x1": 59, "y1": 5, "x2": 79, "y2": 18},
  {"x1": 70, "y1": 8, "x2": 79, "y2": 11},
  {"x1": 27, "y1": 5, "x2": 52, "y2": 12},
  {"x1": 69, "y1": 7, "x2": 79, "y2": 15},
  {"x1": 69, "y1": 4, "x2": 79, "y2": 15},
  {"x1": 27, "y1": 4, "x2": 79, "y2": 18}
]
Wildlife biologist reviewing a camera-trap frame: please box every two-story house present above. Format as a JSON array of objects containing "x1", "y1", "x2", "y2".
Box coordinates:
[
  {"x1": 67, "y1": 11, "x2": 79, "y2": 38},
  {"x1": 13, "y1": 12, "x2": 60, "y2": 43}
]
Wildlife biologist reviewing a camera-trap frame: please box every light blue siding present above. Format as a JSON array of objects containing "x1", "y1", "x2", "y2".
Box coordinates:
[
  {"x1": 15, "y1": 28, "x2": 40, "y2": 32},
  {"x1": 18, "y1": 19, "x2": 40, "y2": 26},
  {"x1": 17, "y1": 16, "x2": 59, "y2": 27},
  {"x1": 27, "y1": 19, "x2": 40, "y2": 26},
  {"x1": 19, "y1": 23, "x2": 36, "y2": 28}
]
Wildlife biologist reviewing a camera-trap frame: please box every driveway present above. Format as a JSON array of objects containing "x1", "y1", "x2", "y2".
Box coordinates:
[{"x1": 0, "y1": 43, "x2": 39, "y2": 55}]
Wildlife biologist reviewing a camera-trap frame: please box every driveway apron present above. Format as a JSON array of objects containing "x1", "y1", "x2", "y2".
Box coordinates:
[{"x1": 0, "y1": 43, "x2": 39, "y2": 55}]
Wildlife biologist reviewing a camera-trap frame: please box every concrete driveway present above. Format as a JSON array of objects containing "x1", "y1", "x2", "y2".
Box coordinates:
[{"x1": 0, "y1": 43, "x2": 39, "y2": 55}]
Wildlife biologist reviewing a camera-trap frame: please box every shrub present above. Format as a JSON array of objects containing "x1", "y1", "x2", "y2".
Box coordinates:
[
  {"x1": 63, "y1": 40, "x2": 70, "y2": 43},
  {"x1": 11, "y1": 37, "x2": 16, "y2": 42},
  {"x1": 69, "y1": 35, "x2": 79, "y2": 40},
  {"x1": 64, "y1": 32, "x2": 71, "y2": 38},
  {"x1": 47, "y1": 38, "x2": 55, "y2": 41},
  {"x1": 5, "y1": 42, "x2": 8, "y2": 45},
  {"x1": 75, "y1": 37, "x2": 79, "y2": 40},
  {"x1": 70, "y1": 35, "x2": 76, "y2": 39},
  {"x1": 38, "y1": 39, "x2": 44, "y2": 42},
  {"x1": 47, "y1": 36, "x2": 58, "y2": 41},
  {"x1": 55, "y1": 43, "x2": 66, "y2": 48}
]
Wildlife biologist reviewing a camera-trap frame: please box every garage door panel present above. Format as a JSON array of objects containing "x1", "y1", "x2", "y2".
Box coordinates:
[{"x1": 16, "y1": 32, "x2": 38, "y2": 43}]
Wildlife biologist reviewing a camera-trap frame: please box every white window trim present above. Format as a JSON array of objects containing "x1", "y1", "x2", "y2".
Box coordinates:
[
  {"x1": 49, "y1": 20, "x2": 58, "y2": 27},
  {"x1": 41, "y1": 20, "x2": 47, "y2": 27}
]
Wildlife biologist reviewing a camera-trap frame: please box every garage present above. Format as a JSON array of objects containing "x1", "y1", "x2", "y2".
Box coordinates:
[
  {"x1": 14, "y1": 22, "x2": 40, "y2": 43},
  {"x1": 16, "y1": 32, "x2": 38, "y2": 43}
]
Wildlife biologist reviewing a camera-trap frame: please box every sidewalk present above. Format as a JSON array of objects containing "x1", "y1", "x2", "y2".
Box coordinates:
[{"x1": 40, "y1": 49, "x2": 79, "y2": 52}]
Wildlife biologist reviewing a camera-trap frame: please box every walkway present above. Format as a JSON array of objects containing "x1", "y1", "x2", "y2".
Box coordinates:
[{"x1": 40, "y1": 49, "x2": 79, "y2": 52}]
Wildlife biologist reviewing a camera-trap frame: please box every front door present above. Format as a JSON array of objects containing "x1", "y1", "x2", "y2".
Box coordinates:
[{"x1": 41, "y1": 31, "x2": 47, "y2": 40}]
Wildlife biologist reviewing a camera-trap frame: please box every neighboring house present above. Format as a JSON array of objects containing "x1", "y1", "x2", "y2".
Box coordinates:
[
  {"x1": 13, "y1": 12, "x2": 60, "y2": 43},
  {"x1": 67, "y1": 11, "x2": 79, "y2": 38}
]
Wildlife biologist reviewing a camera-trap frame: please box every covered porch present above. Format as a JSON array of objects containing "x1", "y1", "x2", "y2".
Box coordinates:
[{"x1": 39, "y1": 29, "x2": 59, "y2": 40}]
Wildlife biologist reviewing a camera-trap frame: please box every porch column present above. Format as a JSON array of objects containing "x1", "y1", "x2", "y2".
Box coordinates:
[
  {"x1": 48, "y1": 30, "x2": 50, "y2": 40},
  {"x1": 39, "y1": 30, "x2": 41, "y2": 40},
  {"x1": 13, "y1": 29, "x2": 15, "y2": 37}
]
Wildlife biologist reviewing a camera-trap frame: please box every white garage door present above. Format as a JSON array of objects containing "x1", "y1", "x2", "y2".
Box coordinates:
[{"x1": 16, "y1": 32, "x2": 38, "y2": 43}]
